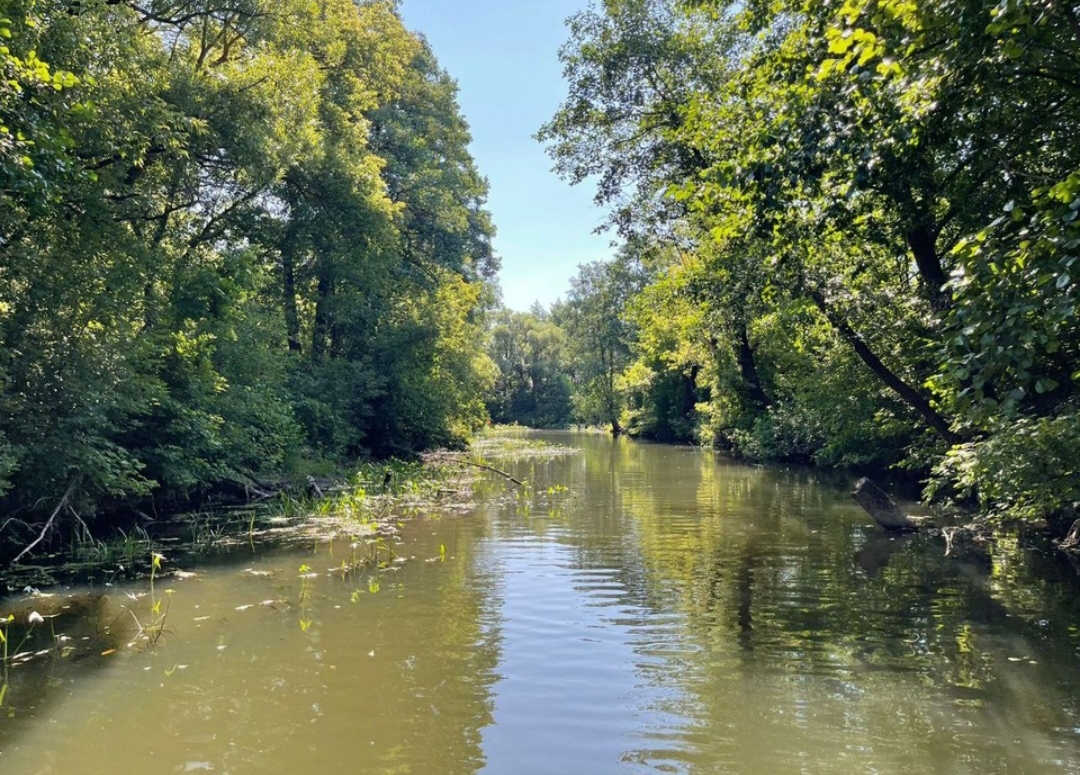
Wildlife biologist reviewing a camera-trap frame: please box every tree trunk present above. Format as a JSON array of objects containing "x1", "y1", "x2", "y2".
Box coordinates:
[
  {"x1": 810, "y1": 289, "x2": 961, "y2": 445},
  {"x1": 311, "y1": 261, "x2": 333, "y2": 360},
  {"x1": 682, "y1": 365, "x2": 700, "y2": 419},
  {"x1": 603, "y1": 340, "x2": 622, "y2": 434},
  {"x1": 852, "y1": 477, "x2": 918, "y2": 531},
  {"x1": 737, "y1": 323, "x2": 770, "y2": 410},
  {"x1": 282, "y1": 245, "x2": 302, "y2": 354},
  {"x1": 907, "y1": 224, "x2": 950, "y2": 311}
]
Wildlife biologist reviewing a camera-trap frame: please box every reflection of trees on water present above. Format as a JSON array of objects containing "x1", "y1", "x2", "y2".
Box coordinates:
[
  {"x1": 506, "y1": 434, "x2": 1080, "y2": 772},
  {"x1": 353, "y1": 521, "x2": 502, "y2": 775},
  {"x1": 178, "y1": 520, "x2": 505, "y2": 775},
  {"x1": 217, "y1": 527, "x2": 503, "y2": 775}
]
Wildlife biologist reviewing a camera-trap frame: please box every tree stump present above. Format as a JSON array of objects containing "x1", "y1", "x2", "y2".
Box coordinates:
[{"x1": 852, "y1": 477, "x2": 918, "y2": 532}]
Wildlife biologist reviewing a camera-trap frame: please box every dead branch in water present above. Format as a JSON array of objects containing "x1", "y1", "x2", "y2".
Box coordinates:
[
  {"x1": 445, "y1": 457, "x2": 524, "y2": 486},
  {"x1": 0, "y1": 516, "x2": 31, "y2": 538},
  {"x1": 13, "y1": 478, "x2": 81, "y2": 564}
]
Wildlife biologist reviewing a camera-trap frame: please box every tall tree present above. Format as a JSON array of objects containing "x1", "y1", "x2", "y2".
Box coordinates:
[
  {"x1": 486, "y1": 307, "x2": 573, "y2": 428},
  {"x1": 557, "y1": 255, "x2": 646, "y2": 433},
  {"x1": 0, "y1": 0, "x2": 501, "y2": 552},
  {"x1": 543, "y1": 0, "x2": 1080, "y2": 520}
]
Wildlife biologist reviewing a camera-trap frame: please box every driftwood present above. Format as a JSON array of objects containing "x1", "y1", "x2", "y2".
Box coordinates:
[
  {"x1": 852, "y1": 477, "x2": 918, "y2": 532},
  {"x1": 446, "y1": 458, "x2": 523, "y2": 486},
  {"x1": 851, "y1": 477, "x2": 994, "y2": 564}
]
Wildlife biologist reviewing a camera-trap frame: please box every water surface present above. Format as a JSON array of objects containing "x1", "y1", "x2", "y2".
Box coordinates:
[{"x1": 3, "y1": 431, "x2": 1080, "y2": 774}]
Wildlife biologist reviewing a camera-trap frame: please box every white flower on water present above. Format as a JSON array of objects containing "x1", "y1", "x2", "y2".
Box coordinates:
[{"x1": 28, "y1": 611, "x2": 44, "y2": 625}]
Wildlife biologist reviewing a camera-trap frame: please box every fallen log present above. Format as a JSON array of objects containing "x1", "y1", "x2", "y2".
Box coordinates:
[
  {"x1": 851, "y1": 477, "x2": 993, "y2": 563},
  {"x1": 852, "y1": 477, "x2": 918, "y2": 532},
  {"x1": 13, "y1": 479, "x2": 81, "y2": 564}
]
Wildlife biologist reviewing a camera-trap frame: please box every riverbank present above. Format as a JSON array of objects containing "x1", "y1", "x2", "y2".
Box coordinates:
[{"x1": 0, "y1": 434, "x2": 578, "y2": 593}]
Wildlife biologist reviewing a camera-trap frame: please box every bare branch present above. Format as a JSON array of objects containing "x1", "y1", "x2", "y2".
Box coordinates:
[
  {"x1": 445, "y1": 457, "x2": 524, "y2": 486},
  {"x1": 12, "y1": 479, "x2": 81, "y2": 565}
]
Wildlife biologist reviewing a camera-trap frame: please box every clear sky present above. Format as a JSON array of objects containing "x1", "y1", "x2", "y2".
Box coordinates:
[{"x1": 398, "y1": 0, "x2": 614, "y2": 312}]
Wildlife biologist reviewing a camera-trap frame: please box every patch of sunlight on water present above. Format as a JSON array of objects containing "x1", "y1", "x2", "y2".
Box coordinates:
[{"x1": 3, "y1": 430, "x2": 1080, "y2": 774}]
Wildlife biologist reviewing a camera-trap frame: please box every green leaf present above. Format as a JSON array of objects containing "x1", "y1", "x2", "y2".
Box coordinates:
[
  {"x1": 1002, "y1": 39, "x2": 1024, "y2": 58},
  {"x1": 1035, "y1": 378, "x2": 1058, "y2": 394}
]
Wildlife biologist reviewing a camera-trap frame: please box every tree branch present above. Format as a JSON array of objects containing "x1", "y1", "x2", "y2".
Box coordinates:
[
  {"x1": 809, "y1": 288, "x2": 962, "y2": 445},
  {"x1": 447, "y1": 457, "x2": 524, "y2": 486},
  {"x1": 12, "y1": 479, "x2": 81, "y2": 564}
]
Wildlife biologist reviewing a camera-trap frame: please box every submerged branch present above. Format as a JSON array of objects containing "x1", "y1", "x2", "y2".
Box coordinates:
[
  {"x1": 445, "y1": 457, "x2": 524, "y2": 486},
  {"x1": 852, "y1": 477, "x2": 918, "y2": 532}
]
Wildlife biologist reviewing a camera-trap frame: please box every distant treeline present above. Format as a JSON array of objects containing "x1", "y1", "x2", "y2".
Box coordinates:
[
  {"x1": 0, "y1": 0, "x2": 498, "y2": 547},
  {"x1": 491, "y1": 0, "x2": 1080, "y2": 528}
]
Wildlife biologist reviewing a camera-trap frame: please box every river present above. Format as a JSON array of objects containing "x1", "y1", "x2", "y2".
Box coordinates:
[{"x1": 2, "y1": 430, "x2": 1080, "y2": 774}]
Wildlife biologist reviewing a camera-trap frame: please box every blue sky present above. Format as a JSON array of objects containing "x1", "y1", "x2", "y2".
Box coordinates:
[{"x1": 398, "y1": 0, "x2": 614, "y2": 312}]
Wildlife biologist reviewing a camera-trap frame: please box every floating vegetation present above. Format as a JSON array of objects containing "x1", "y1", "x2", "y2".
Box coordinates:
[
  {"x1": 0, "y1": 435, "x2": 579, "y2": 723},
  {"x1": 468, "y1": 432, "x2": 580, "y2": 461}
]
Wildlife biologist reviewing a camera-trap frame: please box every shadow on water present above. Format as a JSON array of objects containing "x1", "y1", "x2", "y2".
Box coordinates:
[
  {"x1": 0, "y1": 508, "x2": 506, "y2": 774},
  {"x1": 0, "y1": 592, "x2": 137, "y2": 743}
]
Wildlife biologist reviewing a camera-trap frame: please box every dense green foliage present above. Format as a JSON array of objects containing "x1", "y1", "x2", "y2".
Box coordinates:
[
  {"x1": 486, "y1": 306, "x2": 573, "y2": 428},
  {"x1": 555, "y1": 255, "x2": 646, "y2": 433},
  {"x1": 0, "y1": 0, "x2": 498, "y2": 550},
  {"x1": 483, "y1": 257, "x2": 645, "y2": 432},
  {"x1": 536, "y1": 0, "x2": 1080, "y2": 524}
]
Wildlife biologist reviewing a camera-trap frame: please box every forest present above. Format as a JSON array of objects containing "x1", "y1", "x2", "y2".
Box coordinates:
[
  {"x1": 1, "y1": 0, "x2": 1077, "y2": 558},
  {"x1": 0, "y1": 0, "x2": 498, "y2": 553},
  {"x1": 493, "y1": 0, "x2": 1080, "y2": 531}
]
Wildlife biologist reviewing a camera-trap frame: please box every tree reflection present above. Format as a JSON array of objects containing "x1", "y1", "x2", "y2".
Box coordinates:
[{"x1": 530, "y1": 433, "x2": 1080, "y2": 773}]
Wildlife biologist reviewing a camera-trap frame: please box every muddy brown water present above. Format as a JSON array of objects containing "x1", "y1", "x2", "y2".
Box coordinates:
[{"x1": 2, "y1": 431, "x2": 1080, "y2": 774}]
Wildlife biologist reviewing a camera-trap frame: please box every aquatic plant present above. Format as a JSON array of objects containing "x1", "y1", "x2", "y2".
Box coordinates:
[
  {"x1": 188, "y1": 513, "x2": 230, "y2": 548},
  {"x1": 127, "y1": 553, "x2": 173, "y2": 650},
  {"x1": 297, "y1": 563, "x2": 314, "y2": 632},
  {"x1": 0, "y1": 609, "x2": 45, "y2": 714},
  {"x1": 469, "y1": 433, "x2": 578, "y2": 460},
  {"x1": 0, "y1": 614, "x2": 12, "y2": 712}
]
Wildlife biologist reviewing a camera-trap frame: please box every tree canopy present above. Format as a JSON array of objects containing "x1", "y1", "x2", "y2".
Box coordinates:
[
  {"x1": 0, "y1": 0, "x2": 499, "y2": 550},
  {"x1": 534, "y1": 0, "x2": 1080, "y2": 524}
]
